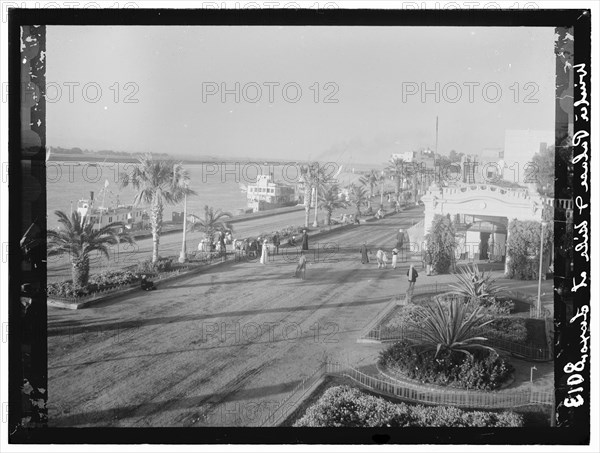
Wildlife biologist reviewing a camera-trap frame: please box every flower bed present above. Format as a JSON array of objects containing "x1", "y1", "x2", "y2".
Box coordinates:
[
  {"x1": 293, "y1": 385, "x2": 523, "y2": 427},
  {"x1": 47, "y1": 258, "x2": 192, "y2": 301},
  {"x1": 378, "y1": 341, "x2": 514, "y2": 391},
  {"x1": 486, "y1": 317, "x2": 528, "y2": 343},
  {"x1": 47, "y1": 270, "x2": 140, "y2": 298}
]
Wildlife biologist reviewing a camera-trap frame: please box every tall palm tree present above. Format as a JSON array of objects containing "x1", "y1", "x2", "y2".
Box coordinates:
[
  {"x1": 347, "y1": 183, "x2": 367, "y2": 217},
  {"x1": 360, "y1": 169, "x2": 379, "y2": 209},
  {"x1": 406, "y1": 298, "x2": 496, "y2": 358},
  {"x1": 189, "y1": 205, "x2": 233, "y2": 242},
  {"x1": 387, "y1": 157, "x2": 407, "y2": 206},
  {"x1": 120, "y1": 154, "x2": 195, "y2": 263},
  {"x1": 47, "y1": 210, "x2": 134, "y2": 287},
  {"x1": 318, "y1": 184, "x2": 347, "y2": 225},
  {"x1": 300, "y1": 162, "x2": 321, "y2": 228}
]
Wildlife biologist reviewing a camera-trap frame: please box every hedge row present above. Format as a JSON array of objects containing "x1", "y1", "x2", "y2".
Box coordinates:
[{"x1": 294, "y1": 385, "x2": 523, "y2": 427}]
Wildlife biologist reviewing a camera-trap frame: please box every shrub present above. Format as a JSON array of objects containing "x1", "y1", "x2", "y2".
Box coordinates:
[
  {"x1": 425, "y1": 214, "x2": 457, "y2": 274},
  {"x1": 46, "y1": 281, "x2": 91, "y2": 298},
  {"x1": 382, "y1": 304, "x2": 426, "y2": 331},
  {"x1": 293, "y1": 385, "x2": 523, "y2": 427},
  {"x1": 47, "y1": 270, "x2": 139, "y2": 299},
  {"x1": 135, "y1": 258, "x2": 174, "y2": 274},
  {"x1": 485, "y1": 317, "x2": 528, "y2": 343},
  {"x1": 478, "y1": 296, "x2": 515, "y2": 316},
  {"x1": 506, "y1": 219, "x2": 553, "y2": 280},
  {"x1": 88, "y1": 270, "x2": 139, "y2": 288},
  {"x1": 378, "y1": 341, "x2": 513, "y2": 390}
]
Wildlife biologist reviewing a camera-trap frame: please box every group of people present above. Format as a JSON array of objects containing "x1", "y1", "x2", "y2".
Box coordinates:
[{"x1": 198, "y1": 230, "x2": 233, "y2": 255}]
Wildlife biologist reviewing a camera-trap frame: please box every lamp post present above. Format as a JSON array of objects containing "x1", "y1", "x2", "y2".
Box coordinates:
[
  {"x1": 178, "y1": 183, "x2": 188, "y2": 263},
  {"x1": 530, "y1": 365, "x2": 537, "y2": 384},
  {"x1": 536, "y1": 221, "x2": 548, "y2": 317}
]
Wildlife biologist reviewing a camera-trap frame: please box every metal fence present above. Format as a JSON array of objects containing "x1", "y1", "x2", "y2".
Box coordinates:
[
  {"x1": 259, "y1": 360, "x2": 554, "y2": 426},
  {"x1": 258, "y1": 361, "x2": 328, "y2": 427},
  {"x1": 326, "y1": 361, "x2": 554, "y2": 409}
]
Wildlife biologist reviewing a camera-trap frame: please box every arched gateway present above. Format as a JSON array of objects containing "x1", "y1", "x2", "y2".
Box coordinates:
[{"x1": 420, "y1": 182, "x2": 554, "y2": 272}]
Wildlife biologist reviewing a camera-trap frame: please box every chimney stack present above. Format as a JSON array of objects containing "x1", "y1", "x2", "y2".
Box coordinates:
[{"x1": 90, "y1": 191, "x2": 94, "y2": 201}]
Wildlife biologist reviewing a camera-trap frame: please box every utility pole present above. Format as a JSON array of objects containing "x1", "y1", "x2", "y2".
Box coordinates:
[
  {"x1": 435, "y1": 116, "x2": 439, "y2": 154},
  {"x1": 536, "y1": 221, "x2": 548, "y2": 317}
]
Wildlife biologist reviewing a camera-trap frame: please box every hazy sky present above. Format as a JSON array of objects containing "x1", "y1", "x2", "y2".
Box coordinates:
[{"x1": 47, "y1": 26, "x2": 555, "y2": 164}]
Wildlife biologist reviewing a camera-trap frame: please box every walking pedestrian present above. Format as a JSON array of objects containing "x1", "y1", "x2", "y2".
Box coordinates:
[
  {"x1": 293, "y1": 250, "x2": 307, "y2": 279},
  {"x1": 272, "y1": 233, "x2": 280, "y2": 255},
  {"x1": 391, "y1": 247, "x2": 399, "y2": 269},
  {"x1": 376, "y1": 249, "x2": 387, "y2": 269},
  {"x1": 301, "y1": 229, "x2": 309, "y2": 251},
  {"x1": 406, "y1": 264, "x2": 419, "y2": 302},
  {"x1": 260, "y1": 238, "x2": 269, "y2": 264},
  {"x1": 359, "y1": 242, "x2": 369, "y2": 264}
]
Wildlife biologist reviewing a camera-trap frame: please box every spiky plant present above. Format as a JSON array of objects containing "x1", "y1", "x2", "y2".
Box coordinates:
[
  {"x1": 47, "y1": 210, "x2": 134, "y2": 287},
  {"x1": 449, "y1": 263, "x2": 506, "y2": 304},
  {"x1": 406, "y1": 298, "x2": 497, "y2": 358}
]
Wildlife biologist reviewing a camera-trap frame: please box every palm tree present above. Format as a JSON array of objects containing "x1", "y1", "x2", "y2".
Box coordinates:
[
  {"x1": 188, "y1": 205, "x2": 233, "y2": 243},
  {"x1": 318, "y1": 185, "x2": 347, "y2": 225},
  {"x1": 360, "y1": 169, "x2": 379, "y2": 209},
  {"x1": 387, "y1": 157, "x2": 407, "y2": 206},
  {"x1": 406, "y1": 298, "x2": 496, "y2": 358},
  {"x1": 47, "y1": 210, "x2": 134, "y2": 287},
  {"x1": 347, "y1": 183, "x2": 367, "y2": 217},
  {"x1": 120, "y1": 154, "x2": 195, "y2": 263},
  {"x1": 300, "y1": 162, "x2": 321, "y2": 228}
]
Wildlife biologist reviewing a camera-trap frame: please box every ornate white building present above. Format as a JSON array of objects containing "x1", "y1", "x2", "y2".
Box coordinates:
[{"x1": 420, "y1": 182, "x2": 566, "y2": 273}]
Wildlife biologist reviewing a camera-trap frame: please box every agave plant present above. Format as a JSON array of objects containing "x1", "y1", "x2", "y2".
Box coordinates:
[
  {"x1": 406, "y1": 298, "x2": 497, "y2": 358},
  {"x1": 449, "y1": 263, "x2": 506, "y2": 304}
]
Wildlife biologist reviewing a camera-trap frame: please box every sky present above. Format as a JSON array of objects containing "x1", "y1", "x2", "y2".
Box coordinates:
[{"x1": 46, "y1": 26, "x2": 556, "y2": 165}]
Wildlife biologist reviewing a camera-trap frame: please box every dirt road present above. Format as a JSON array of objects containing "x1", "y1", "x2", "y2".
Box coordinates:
[{"x1": 48, "y1": 208, "x2": 423, "y2": 427}]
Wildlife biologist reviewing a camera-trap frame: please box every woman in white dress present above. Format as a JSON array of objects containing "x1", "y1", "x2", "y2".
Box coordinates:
[
  {"x1": 391, "y1": 247, "x2": 399, "y2": 269},
  {"x1": 260, "y1": 238, "x2": 269, "y2": 264}
]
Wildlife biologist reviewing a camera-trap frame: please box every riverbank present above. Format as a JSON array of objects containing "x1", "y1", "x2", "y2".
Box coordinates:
[{"x1": 131, "y1": 205, "x2": 305, "y2": 240}]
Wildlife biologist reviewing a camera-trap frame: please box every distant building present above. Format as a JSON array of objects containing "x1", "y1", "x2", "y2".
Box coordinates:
[
  {"x1": 503, "y1": 129, "x2": 554, "y2": 184},
  {"x1": 391, "y1": 148, "x2": 436, "y2": 170},
  {"x1": 459, "y1": 149, "x2": 505, "y2": 185}
]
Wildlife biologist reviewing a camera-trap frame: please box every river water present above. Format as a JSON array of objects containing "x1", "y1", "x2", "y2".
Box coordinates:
[{"x1": 47, "y1": 161, "x2": 363, "y2": 228}]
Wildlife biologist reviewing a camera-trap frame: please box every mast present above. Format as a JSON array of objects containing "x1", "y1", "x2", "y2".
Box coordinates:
[{"x1": 435, "y1": 115, "x2": 439, "y2": 154}]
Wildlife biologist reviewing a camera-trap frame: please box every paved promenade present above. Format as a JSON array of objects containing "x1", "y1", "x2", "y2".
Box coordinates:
[{"x1": 47, "y1": 206, "x2": 553, "y2": 427}]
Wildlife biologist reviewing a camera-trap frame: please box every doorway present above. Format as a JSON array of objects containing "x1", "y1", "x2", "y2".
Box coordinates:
[{"x1": 479, "y1": 232, "x2": 490, "y2": 260}]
